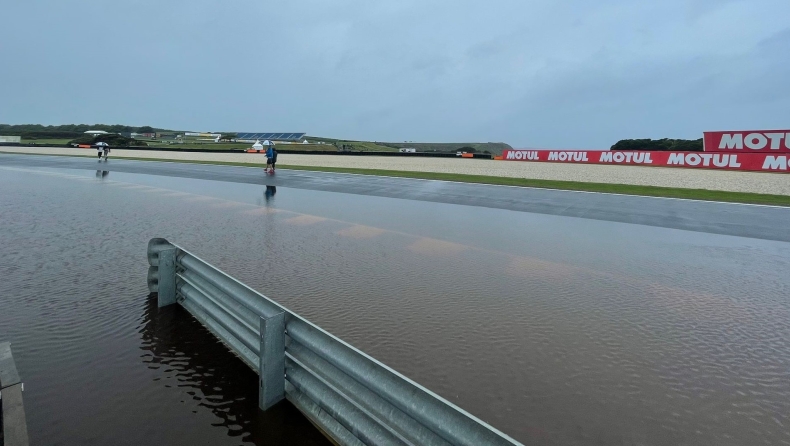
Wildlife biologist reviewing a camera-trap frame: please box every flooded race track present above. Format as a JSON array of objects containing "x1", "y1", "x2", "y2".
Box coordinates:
[{"x1": 1, "y1": 165, "x2": 789, "y2": 445}]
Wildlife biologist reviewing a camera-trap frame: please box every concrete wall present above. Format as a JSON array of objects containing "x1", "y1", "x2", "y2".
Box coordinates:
[{"x1": 0, "y1": 136, "x2": 21, "y2": 143}]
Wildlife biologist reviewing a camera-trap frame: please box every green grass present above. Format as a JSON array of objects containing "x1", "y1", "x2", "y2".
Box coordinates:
[
  {"x1": 304, "y1": 136, "x2": 510, "y2": 154},
  {"x1": 144, "y1": 142, "x2": 256, "y2": 150},
  {"x1": 149, "y1": 143, "x2": 357, "y2": 152},
  {"x1": 3, "y1": 150, "x2": 789, "y2": 206},
  {"x1": 300, "y1": 136, "x2": 403, "y2": 152},
  {"x1": 21, "y1": 138, "x2": 73, "y2": 145},
  {"x1": 21, "y1": 139, "x2": 396, "y2": 152}
]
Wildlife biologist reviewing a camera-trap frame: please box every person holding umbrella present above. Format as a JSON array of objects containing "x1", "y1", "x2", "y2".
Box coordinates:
[{"x1": 96, "y1": 142, "x2": 110, "y2": 161}]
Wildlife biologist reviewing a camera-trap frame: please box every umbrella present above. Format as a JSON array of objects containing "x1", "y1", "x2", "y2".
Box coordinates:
[{"x1": 96, "y1": 142, "x2": 109, "y2": 147}]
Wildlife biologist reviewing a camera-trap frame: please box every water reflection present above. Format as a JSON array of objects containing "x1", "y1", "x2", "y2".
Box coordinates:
[
  {"x1": 255, "y1": 186, "x2": 278, "y2": 207},
  {"x1": 139, "y1": 294, "x2": 330, "y2": 446},
  {"x1": 4, "y1": 166, "x2": 790, "y2": 445},
  {"x1": 95, "y1": 170, "x2": 109, "y2": 180},
  {"x1": 265, "y1": 186, "x2": 277, "y2": 204}
]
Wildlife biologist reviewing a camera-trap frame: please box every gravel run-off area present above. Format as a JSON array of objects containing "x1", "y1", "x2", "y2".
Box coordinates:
[{"x1": 2, "y1": 146, "x2": 789, "y2": 196}]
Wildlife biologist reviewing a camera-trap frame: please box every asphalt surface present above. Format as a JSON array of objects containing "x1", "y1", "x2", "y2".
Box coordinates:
[{"x1": 2, "y1": 153, "x2": 789, "y2": 242}]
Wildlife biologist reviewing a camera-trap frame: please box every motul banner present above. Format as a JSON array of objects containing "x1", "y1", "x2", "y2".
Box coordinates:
[
  {"x1": 501, "y1": 150, "x2": 790, "y2": 173},
  {"x1": 703, "y1": 130, "x2": 790, "y2": 153}
]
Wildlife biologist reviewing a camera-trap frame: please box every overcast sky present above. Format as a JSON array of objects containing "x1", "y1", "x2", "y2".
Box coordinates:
[{"x1": 1, "y1": 0, "x2": 787, "y2": 148}]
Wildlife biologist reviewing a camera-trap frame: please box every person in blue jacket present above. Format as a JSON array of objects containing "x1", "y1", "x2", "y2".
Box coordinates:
[{"x1": 265, "y1": 145, "x2": 274, "y2": 172}]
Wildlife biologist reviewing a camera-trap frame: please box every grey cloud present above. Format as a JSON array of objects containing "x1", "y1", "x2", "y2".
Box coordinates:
[{"x1": 0, "y1": 0, "x2": 787, "y2": 147}]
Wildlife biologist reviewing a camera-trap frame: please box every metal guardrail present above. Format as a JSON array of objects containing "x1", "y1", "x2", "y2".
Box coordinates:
[
  {"x1": 147, "y1": 238, "x2": 521, "y2": 446},
  {"x1": 0, "y1": 342, "x2": 29, "y2": 446}
]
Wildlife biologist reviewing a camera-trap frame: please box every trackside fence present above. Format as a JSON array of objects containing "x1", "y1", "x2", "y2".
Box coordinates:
[{"x1": 147, "y1": 238, "x2": 521, "y2": 446}]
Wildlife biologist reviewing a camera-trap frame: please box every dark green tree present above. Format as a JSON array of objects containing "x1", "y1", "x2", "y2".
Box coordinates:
[{"x1": 610, "y1": 138, "x2": 703, "y2": 152}]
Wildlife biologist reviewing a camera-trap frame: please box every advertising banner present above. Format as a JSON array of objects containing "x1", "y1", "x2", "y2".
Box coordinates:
[
  {"x1": 501, "y1": 150, "x2": 790, "y2": 173},
  {"x1": 703, "y1": 131, "x2": 790, "y2": 153}
]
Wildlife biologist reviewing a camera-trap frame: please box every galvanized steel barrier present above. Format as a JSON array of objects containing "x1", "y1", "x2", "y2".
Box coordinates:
[
  {"x1": 147, "y1": 238, "x2": 521, "y2": 446},
  {"x1": 0, "y1": 342, "x2": 29, "y2": 446}
]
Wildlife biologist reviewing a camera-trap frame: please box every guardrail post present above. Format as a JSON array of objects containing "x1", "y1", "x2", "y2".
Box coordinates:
[
  {"x1": 1, "y1": 342, "x2": 29, "y2": 446},
  {"x1": 2, "y1": 383, "x2": 29, "y2": 446},
  {"x1": 259, "y1": 313, "x2": 285, "y2": 410},
  {"x1": 157, "y1": 248, "x2": 177, "y2": 307}
]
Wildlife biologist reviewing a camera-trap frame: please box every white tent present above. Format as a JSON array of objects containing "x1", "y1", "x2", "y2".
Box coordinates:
[{"x1": 252, "y1": 140, "x2": 263, "y2": 150}]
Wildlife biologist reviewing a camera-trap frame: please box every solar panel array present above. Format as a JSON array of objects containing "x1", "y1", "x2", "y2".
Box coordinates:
[{"x1": 236, "y1": 132, "x2": 306, "y2": 141}]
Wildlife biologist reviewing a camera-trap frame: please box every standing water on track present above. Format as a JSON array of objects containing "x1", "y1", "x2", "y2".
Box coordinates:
[{"x1": 1, "y1": 166, "x2": 789, "y2": 445}]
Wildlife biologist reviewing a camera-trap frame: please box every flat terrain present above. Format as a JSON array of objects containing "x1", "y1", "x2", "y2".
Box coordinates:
[
  {"x1": 2, "y1": 146, "x2": 789, "y2": 196},
  {"x1": 18, "y1": 140, "x2": 380, "y2": 152}
]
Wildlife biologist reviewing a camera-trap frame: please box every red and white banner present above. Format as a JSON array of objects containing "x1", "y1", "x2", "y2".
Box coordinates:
[
  {"x1": 501, "y1": 150, "x2": 790, "y2": 173},
  {"x1": 703, "y1": 130, "x2": 790, "y2": 153}
]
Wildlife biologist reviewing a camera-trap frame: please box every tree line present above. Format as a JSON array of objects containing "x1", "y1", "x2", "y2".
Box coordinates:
[
  {"x1": 68, "y1": 133, "x2": 149, "y2": 147},
  {"x1": 0, "y1": 124, "x2": 169, "y2": 139},
  {"x1": 611, "y1": 138, "x2": 703, "y2": 151}
]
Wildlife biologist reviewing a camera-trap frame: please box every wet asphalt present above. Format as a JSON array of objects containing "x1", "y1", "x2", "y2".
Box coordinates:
[{"x1": 1, "y1": 153, "x2": 788, "y2": 242}]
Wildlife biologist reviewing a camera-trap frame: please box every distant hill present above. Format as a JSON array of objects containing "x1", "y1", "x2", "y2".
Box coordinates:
[
  {"x1": 0, "y1": 124, "x2": 172, "y2": 140},
  {"x1": 306, "y1": 136, "x2": 512, "y2": 155},
  {"x1": 1, "y1": 124, "x2": 513, "y2": 154},
  {"x1": 302, "y1": 136, "x2": 398, "y2": 152},
  {"x1": 377, "y1": 141, "x2": 512, "y2": 155}
]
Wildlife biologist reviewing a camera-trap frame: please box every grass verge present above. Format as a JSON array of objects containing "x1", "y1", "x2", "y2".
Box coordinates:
[{"x1": 3, "y1": 150, "x2": 789, "y2": 206}]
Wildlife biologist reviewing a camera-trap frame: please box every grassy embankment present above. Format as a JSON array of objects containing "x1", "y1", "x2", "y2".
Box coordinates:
[
  {"x1": 20, "y1": 138, "x2": 399, "y2": 152},
  {"x1": 18, "y1": 136, "x2": 508, "y2": 154},
  {"x1": 4, "y1": 150, "x2": 788, "y2": 207},
  {"x1": 305, "y1": 136, "x2": 511, "y2": 154},
  {"x1": 7, "y1": 124, "x2": 506, "y2": 153},
  {"x1": 20, "y1": 138, "x2": 74, "y2": 145}
]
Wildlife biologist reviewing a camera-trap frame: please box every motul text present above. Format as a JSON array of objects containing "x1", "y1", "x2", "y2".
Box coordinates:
[
  {"x1": 501, "y1": 150, "x2": 788, "y2": 173},
  {"x1": 703, "y1": 131, "x2": 790, "y2": 153}
]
